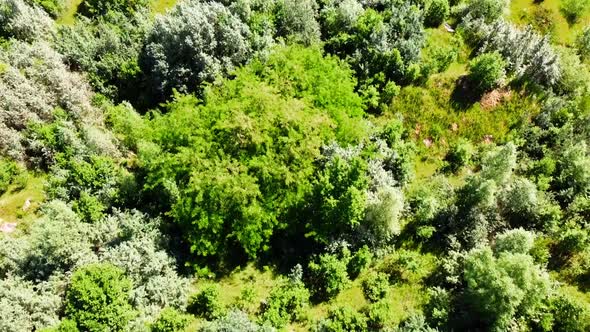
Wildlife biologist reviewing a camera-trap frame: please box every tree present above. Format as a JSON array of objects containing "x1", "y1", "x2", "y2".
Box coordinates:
[
  {"x1": 141, "y1": 0, "x2": 252, "y2": 104},
  {"x1": 65, "y1": 264, "x2": 135, "y2": 332},
  {"x1": 468, "y1": 52, "x2": 506, "y2": 93}
]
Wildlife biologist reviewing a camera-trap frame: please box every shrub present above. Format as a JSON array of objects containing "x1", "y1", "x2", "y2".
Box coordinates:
[
  {"x1": 551, "y1": 294, "x2": 590, "y2": 332},
  {"x1": 30, "y1": 0, "x2": 65, "y2": 17},
  {"x1": 361, "y1": 271, "x2": 389, "y2": 302},
  {"x1": 0, "y1": 157, "x2": 18, "y2": 193},
  {"x1": 0, "y1": 276, "x2": 63, "y2": 331},
  {"x1": 348, "y1": 246, "x2": 373, "y2": 279},
  {"x1": 316, "y1": 305, "x2": 367, "y2": 332},
  {"x1": 443, "y1": 139, "x2": 473, "y2": 174},
  {"x1": 462, "y1": 247, "x2": 552, "y2": 330},
  {"x1": 275, "y1": 0, "x2": 320, "y2": 45},
  {"x1": 150, "y1": 308, "x2": 191, "y2": 332},
  {"x1": 468, "y1": 52, "x2": 506, "y2": 93},
  {"x1": 308, "y1": 253, "x2": 351, "y2": 301},
  {"x1": 362, "y1": 301, "x2": 390, "y2": 330},
  {"x1": 494, "y1": 228, "x2": 535, "y2": 255},
  {"x1": 576, "y1": 27, "x2": 590, "y2": 61},
  {"x1": 463, "y1": 0, "x2": 509, "y2": 23},
  {"x1": 476, "y1": 21, "x2": 560, "y2": 88},
  {"x1": 424, "y1": 0, "x2": 449, "y2": 27},
  {"x1": 65, "y1": 264, "x2": 135, "y2": 332},
  {"x1": 200, "y1": 310, "x2": 271, "y2": 332},
  {"x1": 56, "y1": 11, "x2": 152, "y2": 102},
  {"x1": 261, "y1": 269, "x2": 309, "y2": 328},
  {"x1": 0, "y1": 0, "x2": 54, "y2": 41},
  {"x1": 141, "y1": 0, "x2": 252, "y2": 104},
  {"x1": 560, "y1": 0, "x2": 590, "y2": 24},
  {"x1": 188, "y1": 285, "x2": 224, "y2": 320}
]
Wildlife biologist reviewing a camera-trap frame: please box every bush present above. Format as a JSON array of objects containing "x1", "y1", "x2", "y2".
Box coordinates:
[
  {"x1": 79, "y1": 0, "x2": 149, "y2": 17},
  {"x1": 443, "y1": 139, "x2": 473, "y2": 174},
  {"x1": 141, "y1": 0, "x2": 252, "y2": 104},
  {"x1": 576, "y1": 27, "x2": 590, "y2": 61},
  {"x1": 348, "y1": 246, "x2": 373, "y2": 279},
  {"x1": 425, "y1": 0, "x2": 449, "y2": 27},
  {"x1": 200, "y1": 310, "x2": 271, "y2": 332},
  {"x1": 65, "y1": 264, "x2": 135, "y2": 332},
  {"x1": 0, "y1": 158, "x2": 18, "y2": 193},
  {"x1": 560, "y1": 0, "x2": 590, "y2": 24},
  {"x1": 188, "y1": 285, "x2": 224, "y2": 320},
  {"x1": 362, "y1": 301, "x2": 390, "y2": 330},
  {"x1": 494, "y1": 228, "x2": 535, "y2": 255},
  {"x1": 0, "y1": 276, "x2": 63, "y2": 331},
  {"x1": 261, "y1": 270, "x2": 310, "y2": 328},
  {"x1": 316, "y1": 305, "x2": 367, "y2": 332},
  {"x1": 361, "y1": 271, "x2": 389, "y2": 303},
  {"x1": 31, "y1": 0, "x2": 65, "y2": 17},
  {"x1": 0, "y1": 0, "x2": 54, "y2": 42},
  {"x1": 551, "y1": 294, "x2": 590, "y2": 332},
  {"x1": 275, "y1": 0, "x2": 320, "y2": 45},
  {"x1": 150, "y1": 308, "x2": 191, "y2": 332},
  {"x1": 468, "y1": 52, "x2": 506, "y2": 93},
  {"x1": 463, "y1": 0, "x2": 509, "y2": 23},
  {"x1": 308, "y1": 253, "x2": 351, "y2": 301}
]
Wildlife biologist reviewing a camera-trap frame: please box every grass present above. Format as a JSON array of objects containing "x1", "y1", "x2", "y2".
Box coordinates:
[
  {"x1": 183, "y1": 250, "x2": 436, "y2": 331},
  {"x1": 56, "y1": 0, "x2": 82, "y2": 25},
  {"x1": 56, "y1": 0, "x2": 179, "y2": 25},
  {"x1": 0, "y1": 174, "x2": 45, "y2": 225},
  {"x1": 152, "y1": 0, "x2": 178, "y2": 13},
  {"x1": 509, "y1": 0, "x2": 590, "y2": 45}
]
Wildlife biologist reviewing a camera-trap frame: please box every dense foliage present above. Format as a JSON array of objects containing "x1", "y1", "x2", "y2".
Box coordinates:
[{"x1": 3, "y1": 0, "x2": 590, "y2": 330}]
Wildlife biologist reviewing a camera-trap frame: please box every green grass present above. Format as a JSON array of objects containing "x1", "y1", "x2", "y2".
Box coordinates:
[
  {"x1": 0, "y1": 174, "x2": 45, "y2": 225},
  {"x1": 57, "y1": 0, "x2": 82, "y2": 25},
  {"x1": 152, "y1": 0, "x2": 178, "y2": 13},
  {"x1": 509, "y1": 0, "x2": 590, "y2": 45},
  {"x1": 57, "y1": 0, "x2": 179, "y2": 25}
]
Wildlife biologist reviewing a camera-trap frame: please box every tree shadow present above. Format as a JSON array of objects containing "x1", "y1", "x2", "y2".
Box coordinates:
[{"x1": 450, "y1": 76, "x2": 481, "y2": 110}]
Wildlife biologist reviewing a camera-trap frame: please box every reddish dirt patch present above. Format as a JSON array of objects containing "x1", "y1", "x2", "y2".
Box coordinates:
[{"x1": 480, "y1": 88, "x2": 512, "y2": 109}]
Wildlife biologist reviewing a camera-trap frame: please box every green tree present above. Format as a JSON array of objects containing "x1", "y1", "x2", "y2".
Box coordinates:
[{"x1": 65, "y1": 264, "x2": 135, "y2": 332}]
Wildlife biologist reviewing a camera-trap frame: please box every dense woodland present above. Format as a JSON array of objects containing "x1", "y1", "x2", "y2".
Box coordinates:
[{"x1": 2, "y1": 0, "x2": 590, "y2": 330}]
